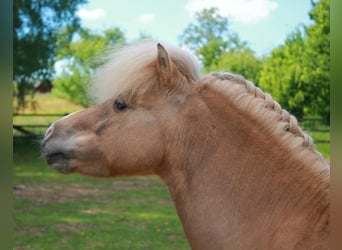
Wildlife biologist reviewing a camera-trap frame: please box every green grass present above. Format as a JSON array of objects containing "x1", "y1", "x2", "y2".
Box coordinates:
[
  {"x1": 300, "y1": 119, "x2": 330, "y2": 158},
  {"x1": 309, "y1": 131, "x2": 330, "y2": 159},
  {"x1": 13, "y1": 137, "x2": 189, "y2": 250},
  {"x1": 13, "y1": 93, "x2": 84, "y2": 114}
]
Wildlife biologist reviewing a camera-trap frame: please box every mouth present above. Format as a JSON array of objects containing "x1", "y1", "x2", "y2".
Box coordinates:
[{"x1": 45, "y1": 152, "x2": 73, "y2": 174}]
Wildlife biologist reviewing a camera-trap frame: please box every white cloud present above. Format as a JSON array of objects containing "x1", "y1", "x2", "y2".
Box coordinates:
[
  {"x1": 77, "y1": 8, "x2": 106, "y2": 20},
  {"x1": 185, "y1": 0, "x2": 278, "y2": 24},
  {"x1": 139, "y1": 13, "x2": 156, "y2": 24}
]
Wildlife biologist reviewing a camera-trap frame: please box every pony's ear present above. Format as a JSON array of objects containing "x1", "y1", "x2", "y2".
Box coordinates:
[{"x1": 157, "y1": 43, "x2": 173, "y2": 88}]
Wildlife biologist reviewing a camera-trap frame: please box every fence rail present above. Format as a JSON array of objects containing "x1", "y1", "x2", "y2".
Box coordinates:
[
  {"x1": 13, "y1": 113, "x2": 330, "y2": 144},
  {"x1": 13, "y1": 113, "x2": 69, "y2": 138},
  {"x1": 13, "y1": 113, "x2": 69, "y2": 117}
]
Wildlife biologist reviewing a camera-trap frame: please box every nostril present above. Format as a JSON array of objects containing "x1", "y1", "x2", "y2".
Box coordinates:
[{"x1": 44, "y1": 124, "x2": 54, "y2": 140}]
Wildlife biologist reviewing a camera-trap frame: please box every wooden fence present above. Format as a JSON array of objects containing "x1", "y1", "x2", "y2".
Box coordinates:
[
  {"x1": 13, "y1": 114, "x2": 330, "y2": 144},
  {"x1": 13, "y1": 113, "x2": 69, "y2": 138}
]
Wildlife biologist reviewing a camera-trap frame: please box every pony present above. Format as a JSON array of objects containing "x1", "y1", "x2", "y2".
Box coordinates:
[{"x1": 41, "y1": 41, "x2": 330, "y2": 249}]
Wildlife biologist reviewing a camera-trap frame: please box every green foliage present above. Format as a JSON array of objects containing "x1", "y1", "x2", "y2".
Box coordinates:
[
  {"x1": 179, "y1": 7, "x2": 261, "y2": 84},
  {"x1": 53, "y1": 28, "x2": 125, "y2": 107},
  {"x1": 181, "y1": 1, "x2": 329, "y2": 123},
  {"x1": 211, "y1": 47, "x2": 263, "y2": 83},
  {"x1": 13, "y1": 0, "x2": 87, "y2": 110},
  {"x1": 259, "y1": 29, "x2": 307, "y2": 115},
  {"x1": 259, "y1": 0, "x2": 329, "y2": 122},
  {"x1": 303, "y1": 0, "x2": 330, "y2": 122},
  {"x1": 179, "y1": 7, "x2": 246, "y2": 70}
]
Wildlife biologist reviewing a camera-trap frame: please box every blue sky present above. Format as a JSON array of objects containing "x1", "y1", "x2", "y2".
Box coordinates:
[{"x1": 76, "y1": 0, "x2": 313, "y2": 56}]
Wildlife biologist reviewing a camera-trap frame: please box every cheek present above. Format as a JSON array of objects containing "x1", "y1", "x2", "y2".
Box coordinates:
[
  {"x1": 101, "y1": 119, "x2": 165, "y2": 171},
  {"x1": 73, "y1": 134, "x2": 104, "y2": 159}
]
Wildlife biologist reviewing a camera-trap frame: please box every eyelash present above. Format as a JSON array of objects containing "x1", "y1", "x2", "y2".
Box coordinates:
[{"x1": 113, "y1": 99, "x2": 128, "y2": 111}]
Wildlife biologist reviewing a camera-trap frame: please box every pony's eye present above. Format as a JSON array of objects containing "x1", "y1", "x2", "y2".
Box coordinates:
[{"x1": 113, "y1": 99, "x2": 128, "y2": 111}]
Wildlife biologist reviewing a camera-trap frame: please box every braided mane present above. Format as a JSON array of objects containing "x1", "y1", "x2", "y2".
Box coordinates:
[{"x1": 201, "y1": 72, "x2": 328, "y2": 169}]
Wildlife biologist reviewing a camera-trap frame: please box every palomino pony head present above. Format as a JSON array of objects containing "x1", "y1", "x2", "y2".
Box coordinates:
[{"x1": 41, "y1": 41, "x2": 201, "y2": 177}]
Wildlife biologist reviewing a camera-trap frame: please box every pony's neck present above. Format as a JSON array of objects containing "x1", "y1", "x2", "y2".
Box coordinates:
[{"x1": 159, "y1": 89, "x2": 329, "y2": 249}]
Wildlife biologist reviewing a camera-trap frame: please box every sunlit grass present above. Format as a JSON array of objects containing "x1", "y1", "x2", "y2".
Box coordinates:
[
  {"x1": 306, "y1": 131, "x2": 330, "y2": 159},
  {"x1": 13, "y1": 93, "x2": 84, "y2": 114}
]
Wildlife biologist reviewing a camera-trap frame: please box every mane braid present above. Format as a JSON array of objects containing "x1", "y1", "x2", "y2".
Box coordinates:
[{"x1": 205, "y1": 72, "x2": 327, "y2": 166}]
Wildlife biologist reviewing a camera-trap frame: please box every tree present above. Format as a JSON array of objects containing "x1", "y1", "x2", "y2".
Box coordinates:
[
  {"x1": 179, "y1": 7, "x2": 246, "y2": 71},
  {"x1": 212, "y1": 47, "x2": 263, "y2": 84},
  {"x1": 259, "y1": 30, "x2": 307, "y2": 117},
  {"x1": 259, "y1": 0, "x2": 329, "y2": 122},
  {"x1": 53, "y1": 28, "x2": 125, "y2": 107},
  {"x1": 303, "y1": 0, "x2": 330, "y2": 122},
  {"x1": 14, "y1": 0, "x2": 87, "y2": 110}
]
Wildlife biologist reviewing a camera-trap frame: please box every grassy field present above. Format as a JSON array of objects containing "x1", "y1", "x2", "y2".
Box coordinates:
[
  {"x1": 13, "y1": 93, "x2": 83, "y2": 114},
  {"x1": 309, "y1": 131, "x2": 330, "y2": 160},
  {"x1": 13, "y1": 137, "x2": 189, "y2": 250}
]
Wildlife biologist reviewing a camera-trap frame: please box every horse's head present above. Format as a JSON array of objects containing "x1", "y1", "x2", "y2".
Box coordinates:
[{"x1": 41, "y1": 43, "x2": 200, "y2": 177}]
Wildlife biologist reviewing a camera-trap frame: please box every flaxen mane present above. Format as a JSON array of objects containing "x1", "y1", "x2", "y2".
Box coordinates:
[
  {"x1": 90, "y1": 40, "x2": 201, "y2": 104},
  {"x1": 90, "y1": 41, "x2": 328, "y2": 173}
]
